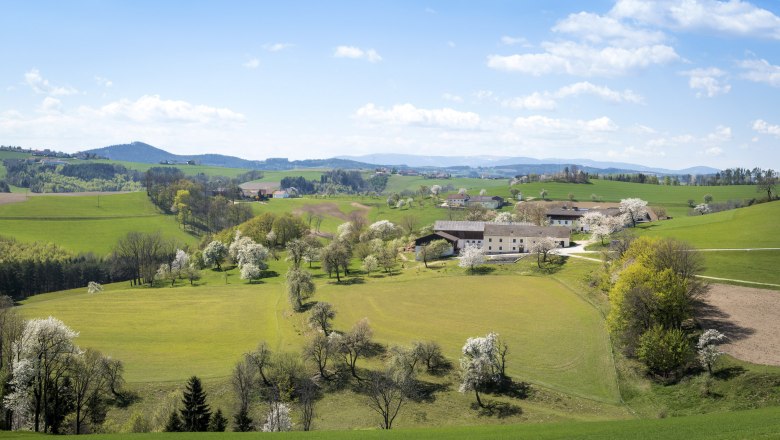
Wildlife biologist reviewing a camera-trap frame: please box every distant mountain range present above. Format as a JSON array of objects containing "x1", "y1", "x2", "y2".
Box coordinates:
[{"x1": 81, "y1": 142, "x2": 721, "y2": 176}]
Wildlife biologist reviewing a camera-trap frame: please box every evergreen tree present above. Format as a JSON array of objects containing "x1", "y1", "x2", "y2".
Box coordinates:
[
  {"x1": 164, "y1": 411, "x2": 182, "y2": 432},
  {"x1": 179, "y1": 376, "x2": 211, "y2": 432},
  {"x1": 209, "y1": 408, "x2": 228, "y2": 432},
  {"x1": 233, "y1": 406, "x2": 254, "y2": 432}
]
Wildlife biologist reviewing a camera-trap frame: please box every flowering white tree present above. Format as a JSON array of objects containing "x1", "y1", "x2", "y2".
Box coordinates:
[
  {"x1": 619, "y1": 198, "x2": 648, "y2": 227},
  {"x1": 479, "y1": 189, "x2": 487, "y2": 196},
  {"x1": 4, "y1": 358, "x2": 35, "y2": 430},
  {"x1": 581, "y1": 212, "x2": 623, "y2": 244},
  {"x1": 362, "y1": 255, "x2": 379, "y2": 276},
  {"x1": 458, "y1": 245, "x2": 485, "y2": 272},
  {"x1": 493, "y1": 212, "x2": 515, "y2": 223},
  {"x1": 458, "y1": 188, "x2": 468, "y2": 195},
  {"x1": 262, "y1": 401, "x2": 292, "y2": 432},
  {"x1": 6, "y1": 317, "x2": 79, "y2": 432},
  {"x1": 86, "y1": 281, "x2": 103, "y2": 294},
  {"x1": 529, "y1": 237, "x2": 559, "y2": 267},
  {"x1": 336, "y1": 222, "x2": 354, "y2": 241},
  {"x1": 171, "y1": 249, "x2": 190, "y2": 278},
  {"x1": 430, "y1": 185, "x2": 442, "y2": 197},
  {"x1": 697, "y1": 329, "x2": 726, "y2": 375},
  {"x1": 458, "y1": 332, "x2": 504, "y2": 407},
  {"x1": 203, "y1": 241, "x2": 228, "y2": 270},
  {"x1": 395, "y1": 199, "x2": 406, "y2": 209},
  {"x1": 365, "y1": 220, "x2": 400, "y2": 241},
  {"x1": 693, "y1": 203, "x2": 711, "y2": 215},
  {"x1": 156, "y1": 263, "x2": 175, "y2": 287},
  {"x1": 240, "y1": 263, "x2": 262, "y2": 283}
]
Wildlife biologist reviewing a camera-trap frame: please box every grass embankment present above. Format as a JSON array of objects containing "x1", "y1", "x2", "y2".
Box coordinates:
[
  {"x1": 4, "y1": 406, "x2": 780, "y2": 439},
  {"x1": 0, "y1": 192, "x2": 197, "y2": 254}
]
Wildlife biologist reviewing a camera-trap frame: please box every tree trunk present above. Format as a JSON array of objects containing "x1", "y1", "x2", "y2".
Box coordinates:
[{"x1": 474, "y1": 389, "x2": 483, "y2": 408}]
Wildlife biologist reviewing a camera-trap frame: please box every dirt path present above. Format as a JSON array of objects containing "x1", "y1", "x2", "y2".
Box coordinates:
[
  {"x1": 293, "y1": 201, "x2": 370, "y2": 221},
  {"x1": 697, "y1": 284, "x2": 780, "y2": 366}
]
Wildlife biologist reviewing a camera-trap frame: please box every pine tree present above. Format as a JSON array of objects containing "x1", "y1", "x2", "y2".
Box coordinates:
[
  {"x1": 179, "y1": 376, "x2": 212, "y2": 432},
  {"x1": 209, "y1": 408, "x2": 228, "y2": 432},
  {"x1": 164, "y1": 411, "x2": 182, "y2": 432},
  {"x1": 233, "y1": 406, "x2": 254, "y2": 432}
]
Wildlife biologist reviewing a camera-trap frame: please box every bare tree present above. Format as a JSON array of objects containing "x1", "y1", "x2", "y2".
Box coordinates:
[
  {"x1": 365, "y1": 371, "x2": 408, "y2": 429},
  {"x1": 303, "y1": 332, "x2": 334, "y2": 379},
  {"x1": 333, "y1": 318, "x2": 373, "y2": 379},
  {"x1": 400, "y1": 215, "x2": 418, "y2": 235},
  {"x1": 307, "y1": 302, "x2": 336, "y2": 336}
]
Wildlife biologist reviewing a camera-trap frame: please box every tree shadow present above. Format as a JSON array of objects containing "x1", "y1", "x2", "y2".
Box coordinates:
[
  {"x1": 332, "y1": 277, "x2": 365, "y2": 285},
  {"x1": 471, "y1": 400, "x2": 522, "y2": 418},
  {"x1": 469, "y1": 266, "x2": 496, "y2": 275},
  {"x1": 298, "y1": 301, "x2": 319, "y2": 313},
  {"x1": 714, "y1": 366, "x2": 747, "y2": 381},
  {"x1": 425, "y1": 359, "x2": 454, "y2": 377},
  {"x1": 259, "y1": 270, "x2": 279, "y2": 279},
  {"x1": 112, "y1": 390, "x2": 140, "y2": 408},
  {"x1": 694, "y1": 299, "x2": 756, "y2": 343},
  {"x1": 410, "y1": 380, "x2": 450, "y2": 403},
  {"x1": 363, "y1": 342, "x2": 387, "y2": 358}
]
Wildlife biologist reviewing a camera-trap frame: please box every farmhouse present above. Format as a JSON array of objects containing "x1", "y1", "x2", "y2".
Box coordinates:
[
  {"x1": 446, "y1": 193, "x2": 469, "y2": 207},
  {"x1": 238, "y1": 181, "x2": 279, "y2": 199},
  {"x1": 546, "y1": 206, "x2": 624, "y2": 231},
  {"x1": 429, "y1": 220, "x2": 570, "y2": 255},
  {"x1": 273, "y1": 190, "x2": 291, "y2": 199},
  {"x1": 445, "y1": 194, "x2": 505, "y2": 209}
]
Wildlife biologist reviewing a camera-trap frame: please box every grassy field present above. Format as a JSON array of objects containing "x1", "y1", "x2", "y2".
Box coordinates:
[
  {"x1": 0, "y1": 192, "x2": 197, "y2": 254},
  {"x1": 3, "y1": 405, "x2": 780, "y2": 439}
]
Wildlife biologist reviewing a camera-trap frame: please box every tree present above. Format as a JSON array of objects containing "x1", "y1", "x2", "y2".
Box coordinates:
[
  {"x1": 164, "y1": 411, "x2": 182, "y2": 432},
  {"x1": 757, "y1": 169, "x2": 777, "y2": 200},
  {"x1": 693, "y1": 203, "x2": 711, "y2": 215},
  {"x1": 430, "y1": 185, "x2": 442, "y2": 197},
  {"x1": 171, "y1": 249, "x2": 190, "y2": 278},
  {"x1": 365, "y1": 220, "x2": 401, "y2": 241},
  {"x1": 286, "y1": 269, "x2": 315, "y2": 312},
  {"x1": 180, "y1": 376, "x2": 211, "y2": 432},
  {"x1": 70, "y1": 348, "x2": 114, "y2": 434},
  {"x1": 262, "y1": 401, "x2": 292, "y2": 432},
  {"x1": 362, "y1": 255, "x2": 379, "y2": 275},
  {"x1": 156, "y1": 263, "x2": 177, "y2": 287},
  {"x1": 493, "y1": 211, "x2": 515, "y2": 223},
  {"x1": 285, "y1": 238, "x2": 309, "y2": 270},
  {"x1": 333, "y1": 318, "x2": 373, "y2": 379},
  {"x1": 619, "y1": 198, "x2": 648, "y2": 227},
  {"x1": 233, "y1": 407, "x2": 253, "y2": 432},
  {"x1": 529, "y1": 237, "x2": 559, "y2": 267},
  {"x1": 231, "y1": 360, "x2": 255, "y2": 432},
  {"x1": 87, "y1": 281, "x2": 103, "y2": 294},
  {"x1": 697, "y1": 329, "x2": 726, "y2": 375},
  {"x1": 203, "y1": 241, "x2": 228, "y2": 270},
  {"x1": 703, "y1": 194, "x2": 713, "y2": 203},
  {"x1": 514, "y1": 202, "x2": 548, "y2": 226},
  {"x1": 299, "y1": 379, "x2": 317, "y2": 431},
  {"x1": 414, "y1": 341, "x2": 448, "y2": 373},
  {"x1": 539, "y1": 189, "x2": 548, "y2": 200},
  {"x1": 458, "y1": 245, "x2": 485, "y2": 272},
  {"x1": 303, "y1": 331, "x2": 334, "y2": 379},
  {"x1": 458, "y1": 332, "x2": 503, "y2": 407},
  {"x1": 365, "y1": 370, "x2": 407, "y2": 429},
  {"x1": 308, "y1": 302, "x2": 336, "y2": 336},
  {"x1": 209, "y1": 408, "x2": 228, "y2": 432},
  {"x1": 637, "y1": 325, "x2": 692, "y2": 380},
  {"x1": 321, "y1": 241, "x2": 351, "y2": 282},
  {"x1": 240, "y1": 263, "x2": 262, "y2": 283},
  {"x1": 419, "y1": 239, "x2": 450, "y2": 268}
]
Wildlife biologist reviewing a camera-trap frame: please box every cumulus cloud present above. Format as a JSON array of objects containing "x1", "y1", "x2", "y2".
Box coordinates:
[
  {"x1": 608, "y1": 146, "x2": 667, "y2": 158},
  {"x1": 553, "y1": 11, "x2": 666, "y2": 46},
  {"x1": 263, "y1": 42, "x2": 293, "y2": 52},
  {"x1": 503, "y1": 81, "x2": 643, "y2": 110},
  {"x1": 704, "y1": 146, "x2": 724, "y2": 156},
  {"x1": 334, "y1": 46, "x2": 382, "y2": 63},
  {"x1": 753, "y1": 119, "x2": 780, "y2": 136},
  {"x1": 681, "y1": 67, "x2": 731, "y2": 97},
  {"x1": 487, "y1": 42, "x2": 679, "y2": 77},
  {"x1": 500, "y1": 36, "x2": 530, "y2": 46},
  {"x1": 40, "y1": 97, "x2": 62, "y2": 114},
  {"x1": 24, "y1": 69, "x2": 78, "y2": 96},
  {"x1": 513, "y1": 115, "x2": 618, "y2": 132},
  {"x1": 87, "y1": 95, "x2": 245, "y2": 124},
  {"x1": 738, "y1": 58, "x2": 780, "y2": 87},
  {"x1": 610, "y1": 0, "x2": 780, "y2": 40},
  {"x1": 354, "y1": 103, "x2": 480, "y2": 128},
  {"x1": 94, "y1": 76, "x2": 113, "y2": 88}
]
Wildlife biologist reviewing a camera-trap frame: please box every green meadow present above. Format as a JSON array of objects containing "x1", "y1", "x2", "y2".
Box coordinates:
[{"x1": 0, "y1": 192, "x2": 197, "y2": 254}]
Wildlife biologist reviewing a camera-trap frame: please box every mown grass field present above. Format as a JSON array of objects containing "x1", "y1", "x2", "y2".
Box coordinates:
[
  {"x1": 4, "y1": 405, "x2": 780, "y2": 439},
  {"x1": 0, "y1": 192, "x2": 197, "y2": 254}
]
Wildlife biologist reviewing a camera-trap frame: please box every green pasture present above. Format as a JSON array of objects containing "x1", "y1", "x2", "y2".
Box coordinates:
[
  {"x1": 384, "y1": 175, "x2": 509, "y2": 195},
  {"x1": 86, "y1": 160, "x2": 250, "y2": 178},
  {"x1": 0, "y1": 192, "x2": 197, "y2": 254},
  {"x1": 637, "y1": 200, "x2": 780, "y2": 249},
  {"x1": 18, "y1": 257, "x2": 618, "y2": 402},
  {"x1": 700, "y1": 250, "x2": 780, "y2": 287}
]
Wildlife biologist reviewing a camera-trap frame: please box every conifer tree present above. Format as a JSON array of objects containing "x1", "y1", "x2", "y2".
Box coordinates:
[
  {"x1": 179, "y1": 376, "x2": 211, "y2": 432},
  {"x1": 209, "y1": 408, "x2": 228, "y2": 432},
  {"x1": 233, "y1": 407, "x2": 254, "y2": 432},
  {"x1": 164, "y1": 411, "x2": 182, "y2": 432}
]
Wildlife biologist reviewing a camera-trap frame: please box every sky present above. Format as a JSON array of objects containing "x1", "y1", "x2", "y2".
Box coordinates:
[{"x1": 1, "y1": 0, "x2": 780, "y2": 170}]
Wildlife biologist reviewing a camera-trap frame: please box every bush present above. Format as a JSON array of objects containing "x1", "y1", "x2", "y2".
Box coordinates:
[{"x1": 637, "y1": 325, "x2": 692, "y2": 381}]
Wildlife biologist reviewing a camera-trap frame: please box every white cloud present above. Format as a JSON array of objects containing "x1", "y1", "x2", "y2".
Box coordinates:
[
  {"x1": 487, "y1": 41, "x2": 679, "y2": 77},
  {"x1": 706, "y1": 125, "x2": 732, "y2": 142},
  {"x1": 611, "y1": 0, "x2": 780, "y2": 40},
  {"x1": 40, "y1": 97, "x2": 62, "y2": 114},
  {"x1": 334, "y1": 46, "x2": 382, "y2": 63},
  {"x1": 607, "y1": 146, "x2": 667, "y2": 158},
  {"x1": 553, "y1": 11, "x2": 666, "y2": 46},
  {"x1": 354, "y1": 103, "x2": 480, "y2": 129},
  {"x1": 502, "y1": 81, "x2": 643, "y2": 110},
  {"x1": 513, "y1": 115, "x2": 618, "y2": 132},
  {"x1": 442, "y1": 92, "x2": 463, "y2": 103},
  {"x1": 474, "y1": 90, "x2": 498, "y2": 102},
  {"x1": 681, "y1": 67, "x2": 731, "y2": 97},
  {"x1": 263, "y1": 43, "x2": 293, "y2": 52},
  {"x1": 738, "y1": 58, "x2": 780, "y2": 87},
  {"x1": 94, "y1": 76, "x2": 113, "y2": 88},
  {"x1": 243, "y1": 58, "x2": 260, "y2": 69},
  {"x1": 89, "y1": 95, "x2": 245, "y2": 124},
  {"x1": 500, "y1": 36, "x2": 530, "y2": 46},
  {"x1": 24, "y1": 69, "x2": 78, "y2": 96},
  {"x1": 752, "y1": 119, "x2": 780, "y2": 137},
  {"x1": 503, "y1": 93, "x2": 557, "y2": 110},
  {"x1": 704, "y1": 146, "x2": 724, "y2": 156}
]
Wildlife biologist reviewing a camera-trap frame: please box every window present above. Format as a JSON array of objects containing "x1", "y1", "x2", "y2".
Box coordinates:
[
  {"x1": 513, "y1": 238, "x2": 516, "y2": 243},
  {"x1": 499, "y1": 238, "x2": 503, "y2": 242},
  {"x1": 488, "y1": 238, "x2": 492, "y2": 242},
  {"x1": 488, "y1": 246, "x2": 492, "y2": 250},
  {"x1": 499, "y1": 247, "x2": 503, "y2": 251},
  {"x1": 520, "y1": 239, "x2": 524, "y2": 243},
  {"x1": 512, "y1": 247, "x2": 516, "y2": 251}
]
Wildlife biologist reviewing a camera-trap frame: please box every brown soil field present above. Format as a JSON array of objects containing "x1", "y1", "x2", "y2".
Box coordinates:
[
  {"x1": 697, "y1": 283, "x2": 780, "y2": 366},
  {"x1": 293, "y1": 202, "x2": 369, "y2": 221}
]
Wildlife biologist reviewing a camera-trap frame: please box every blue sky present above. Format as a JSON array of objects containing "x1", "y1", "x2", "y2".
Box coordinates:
[{"x1": 1, "y1": 0, "x2": 779, "y2": 169}]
